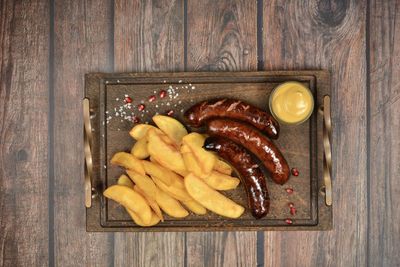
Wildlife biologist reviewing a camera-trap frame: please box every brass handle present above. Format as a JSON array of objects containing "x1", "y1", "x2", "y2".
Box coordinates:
[
  {"x1": 83, "y1": 98, "x2": 93, "y2": 208},
  {"x1": 319, "y1": 95, "x2": 332, "y2": 206}
]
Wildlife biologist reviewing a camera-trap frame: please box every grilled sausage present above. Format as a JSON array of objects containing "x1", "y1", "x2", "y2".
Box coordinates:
[
  {"x1": 184, "y1": 99, "x2": 280, "y2": 139},
  {"x1": 204, "y1": 136, "x2": 270, "y2": 219},
  {"x1": 206, "y1": 119, "x2": 290, "y2": 185}
]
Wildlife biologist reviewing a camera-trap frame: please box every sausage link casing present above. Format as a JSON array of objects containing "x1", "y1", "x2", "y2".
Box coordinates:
[
  {"x1": 184, "y1": 99, "x2": 280, "y2": 139},
  {"x1": 204, "y1": 136, "x2": 270, "y2": 219},
  {"x1": 206, "y1": 119, "x2": 290, "y2": 185}
]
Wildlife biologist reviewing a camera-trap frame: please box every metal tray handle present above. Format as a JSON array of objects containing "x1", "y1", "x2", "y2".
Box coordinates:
[
  {"x1": 83, "y1": 98, "x2": 93, "y2": 208},
  {"x1": 319, "y1": 95, "x2": 332, "y2": 206}
]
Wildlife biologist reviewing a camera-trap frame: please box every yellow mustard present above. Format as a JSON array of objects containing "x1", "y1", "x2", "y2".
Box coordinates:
[{"x1": 269, "y1": 82, "x2": 314, "y2": 125}]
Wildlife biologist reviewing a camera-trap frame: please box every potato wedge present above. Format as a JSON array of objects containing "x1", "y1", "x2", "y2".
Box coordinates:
[
  {"x1": 134, "y1": 185, "x2": 164, "y2": 222},
  {"x1": 182, "y1": 133, "x2": 216, "y2": 177},
  {"x1": 126, "y1": 170, "x2": 158, "y2": 199},
  {"x1": 129, "y1": 124, "x2": 159, "y2": 140},
  {"x1": 131, "y1": 138, "x2": 149, "y2": 159},
  {"x1": 181, "y1": 150, "x2": 204, "y2": 178},
  {"x1": 103, "y1": 185, "x2": 152, "y2": 224},
  {"x1": 111, "y1": 152, "x2": 145, "y2": 176},
  {"x1": 202, "y1": 171, "x2": 240, "y2": 191},
  {"x1": 147, "y1": 129, "x2": 188, "y2": 176},
  {"x1": 154, "y1": 187, "x2": 189, "y2": 218},
  {"x1": 117, "y1": 174, "x2": 134, "y2": 188},
  {"x1": 152, "y1": 176, "x2": 191, "y2": 201},
  {"x1": 182, "y1": 199, "x2": 207, "y2": 215},
  {"x1": 184, "y1": 174, "x2": 244, "y2": 218},
  {"x1": 152, "y1": 115, "x2": 188, "y2": 146},
  {"x1": 126, "y1": 209, "x2": 160, "y2": 227},
  {"x1": 214, "y1": 159, "x2": 233, "y2": 175},
  {"x1": 142, "y1": 160, "x2": 174, "y2": 186}
]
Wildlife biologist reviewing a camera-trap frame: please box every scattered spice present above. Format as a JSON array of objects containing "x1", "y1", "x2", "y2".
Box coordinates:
[{"x1": 291, "y1": 168, "x2": 299, "y2": 176}]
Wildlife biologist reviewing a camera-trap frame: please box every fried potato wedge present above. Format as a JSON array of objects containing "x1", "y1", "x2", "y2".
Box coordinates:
[
  {"x1": 117, "y1": 174, "x2": 134, "y2": 188},
  {"x1": 131, "y1": 138, "x2": 149, "y2": 159},
  {"x1": 184, "y1": 174, "x2": 244, "y2": 218},
  {"x1": 154, "y1": 187, "x2": 189, "y2": 218},
  {"x1": 181, "y1": 149, "x2": 205, "y2": 178},
  {"x1": 103, "y1": 185, "x2": 152, "y2": 224},
  {"x1": 134, "y1": 185, "x2": 164, "y2": 222},
  {"x1": 214, "y1": 159, "x2": 233, "y2": 175},
  {"x1": 126, "y1": 170, "x2": 158, "y2": 199},
  {"x1": 152, "y1": 115, "x2": 188, "y2": 146},
  {"x1": 202, "y1": 171, "x2": 240, "y2": 191},
  {"x1": 142, "y1": 160, "x2": 174, "y2": 186},
  {"x1": 152, "y1": 176, "x2": 192, "y2": 201},
  {"x1": 111, "y1": 152, "x2": 145, "y2": 176},
  {"x1": 129, "y1": 124, "x2": 160, "y2": 140},
  {"x1": 182, "y1": 199, "x2": 207, "y2": 215},
  {"x1": 147, "y1": 129, "x2": 188, "y2": 176},
  {"x1": 182, "y1": 133, "x2": 216, "y2": 177},
  {"x1": 126, "y1": 209, "x2": 160, "y2": 227}
]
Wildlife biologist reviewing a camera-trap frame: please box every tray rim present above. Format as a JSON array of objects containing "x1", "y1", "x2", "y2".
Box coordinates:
[{"x1": 84, "y1": 70, "x2": 333, "y2": 232}]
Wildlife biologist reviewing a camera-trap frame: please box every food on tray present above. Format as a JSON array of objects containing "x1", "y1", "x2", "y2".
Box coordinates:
[
  {"x1": 153, "y1": 186, "x2": 189, "y2": 218},
  {"x1": 181, "y1": 199, "x2": 207, "y2": 215},
  {"x1": 105, "y1": 96, "x2": 293, "y2": 226},
  {"x1": 206, "y1": 119, "x2": 290, "y2": 185},
  {"x1": 129, "y1": 124, "x2": 159, "y2": 140},
  {"x1": 152, "y1": 176, "x2": 192, "y2": 202},
  {"x1": 214, "y1": 159, "x2": 233, "y2": 175},
  {"x1": 147, "y1": 128, "x2": 188, "y2": 176},
  {"x1": 131, "y1": 137, "x2": 149, "y2": 159},
  {"x1": 269, "y1": 81, "x2": 314, "y2": 125},
  {"x1": 204, "y1": 136, "x2": 270, "y2": 219},
  {"x1": 141, "y1": 160, "x2": 174, "y2": 185},
  {"x1": 133, "y1": 185, "x2": 164, "y2": 221},
  {"x1": 110, "y1": 152, "x2": 146, "y2": 176},
  {"x1": 184, "y1": 98, "x2": 280, "y2": 139},
  {"x1": 181, "y1": 133, "x2": 216, "y2": 177},
  {"x1": 184, "y1": 173, "x2": 245, "y2": 218},
  {"x1": 103, "y1": 185, "x2": 152, "y2": 224},
  {"x1": 153, "y1": 115, "x2": 188, "y2": 146},
  {"x1": 126, "y1": 170, "x2": 158, "y2": 199},
  {"x1": 126, "y1": 209, "x2": 160, "y2": 227},
  {"x1": 117, "y1": 174, "x2": 134, "y2": 188}
]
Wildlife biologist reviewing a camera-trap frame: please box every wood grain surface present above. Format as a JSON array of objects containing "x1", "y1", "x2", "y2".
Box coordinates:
[
  {"x1": 186, "y1": 1, "x2": 258, "y2": 266},
  {"x1": 113, "y1": 1, "x2": 185, "y2": 266},
  {"x1": 0, "y1": 1, "x2": 50, "y2": 266},
  {"x1": 369, "y1": 1, "x2": 400, "y2": 266},
  {"x1": 0, "y1": 0, "x2": 399, "y2": 266},
  {"x1": 262, "y1": 1, "x2": 368, "y2": 266},
  {"x1": 52, "y1": 0, "x2": 114, "y2": 266}
]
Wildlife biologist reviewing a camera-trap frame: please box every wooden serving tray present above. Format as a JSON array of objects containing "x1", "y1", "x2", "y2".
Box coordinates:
[{"x1": 84, "y1": 71, "x2": 332, "y2": 231}]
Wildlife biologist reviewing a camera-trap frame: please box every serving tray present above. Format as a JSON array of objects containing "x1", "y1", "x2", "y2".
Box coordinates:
[{"x1": 84, "y1": 71, "x2": 332, "y2": 231}]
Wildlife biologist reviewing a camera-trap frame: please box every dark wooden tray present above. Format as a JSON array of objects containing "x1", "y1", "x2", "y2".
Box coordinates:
[{"x1": 84, "y1": 71, "x2": 332, "y2": 231}]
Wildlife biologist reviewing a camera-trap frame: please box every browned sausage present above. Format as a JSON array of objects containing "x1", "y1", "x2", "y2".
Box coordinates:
[
  {"x1": 206, "y1": 119, "x2": 290, "y2": 185},
  {"x1": 184, "y1": 99, "x2": 280, "y2": 139},
  {"x1": 204, "y1": 136, "x2": 270, "y2": 219}
]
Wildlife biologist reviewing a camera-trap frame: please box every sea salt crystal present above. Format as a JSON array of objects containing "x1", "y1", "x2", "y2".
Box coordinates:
[
  {"x1": 116, "y1": 98, "x2": 119, "y2": 101},
  {"x1": 178, "y1": 80, "x2": 182, "y2": 83},
  {"x1": 191, "y1": 86, "x2": 195, "y2": 89},
  {"x1": 166, "y1": 102, "x2": 170, "y2": 106}
]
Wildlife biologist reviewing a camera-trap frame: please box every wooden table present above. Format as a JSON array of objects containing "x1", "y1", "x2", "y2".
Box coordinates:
[{"x1": 0, "y1": 1, "x2": 398, "y2": 266}]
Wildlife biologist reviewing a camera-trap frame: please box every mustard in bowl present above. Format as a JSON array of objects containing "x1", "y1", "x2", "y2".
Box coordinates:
[{"x1": 269, "y1": 81, "x2": 314, "y2": 125}]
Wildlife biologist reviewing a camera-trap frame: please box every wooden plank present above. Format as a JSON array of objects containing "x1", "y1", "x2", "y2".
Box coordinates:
[
  {"x1": 114, "y1": 0, "x2": 184, "y2": 72},
  {"x1": 262, "y1": 1, "x2": 368, "y2": 266},
  {"x1": 113, "y1": 1, "x2": 186, "y2": 266},
  {"x1": 186, "y1": 1, "x2": 258, "y2": 266},
  {"x1": 0, "y1": 1, "x2": 49, "y2": 266},
  {"x1": 369, "y1": 1, "x2": 400, "y2": 265},
  {"x1": 53, "y1": 0, "x2": 114, "y2": 265}
]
